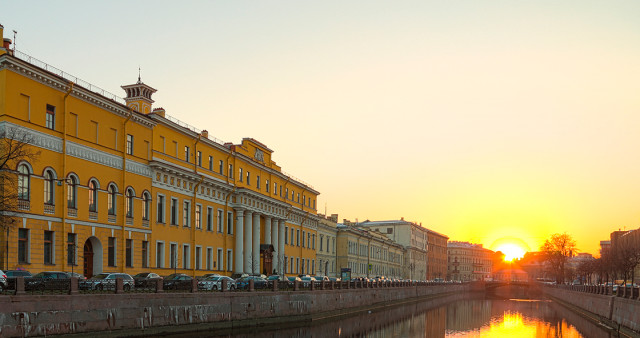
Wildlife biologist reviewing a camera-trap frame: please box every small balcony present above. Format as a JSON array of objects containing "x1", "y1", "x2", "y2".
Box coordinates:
[
  {"x1": 18, "y1": 200, "x2": 30, "y2": 211},
  {"x1": 67, "y1": 208, "x2": 77, "y2": 218},
  {"x1": 89, "y1": 211, "x2": 98, "y2": 220},
  {"x1": 108, "y1": 214, "x2": 116, "y2": 223},
  {"x1": 44, "y1": 204, "x2": 55, "y2": 214},
  {"x1": 126, "y1": 216, "x2": 133, "y2": 226}
]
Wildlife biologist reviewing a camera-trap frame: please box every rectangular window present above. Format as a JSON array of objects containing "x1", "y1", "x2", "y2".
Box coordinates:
[
  {"x1": 195, "y1": 204, "x2": 202, "y2": 229},
  {"x1": 185, "y1": 146, "x2": 190, "y2": 162},
  {"x1": 183, "y1": 244, "x2": 190, "y2": 269},
  {"x1": 266, "y1": 180, "x2": 270, "y2": 193},
  {"x1": 296, "y1": 229, "x2": 300, "y2": 247},
  {"x1": 227, "y1": 250, "x2": 233, "y2": 272},
  {"x1": 126, "y1": 134, "x2": 134, "y2": 155},
  {"x1": 170, "y1": 198, "x2": 178, "y2": 225},
  {"x1": 197, "y1": 151, "x2": 202, "y2": 166},
  {"x1": 279, "y1": 185, "x2": 282, "y2": 197},
  {"x1": 142, "y1": 241, "x2": 149, "y2": 268},
  {"x1": 307, "y1": 233, "x2": 311, "y2": 248},
  {"x1": 206, "y1": 247, "x2": 213, "y2": 270},
  {"x1": 67, "y1": 233, "x2": 77, "y2": 265},
  {"x1": 217, "y1": 209, "x2": 223, "y2": 232},
  {"x1": 285, "y1": 188, "x2": 288, "y2": 199},
  {"x1": 228, "y1": 164, "x2": 234, "y2": 178},
  {"x1": 291, "y1": 257, "x2": 294, "y2": 274},
  {"x1": 246, "y1": 171, "x2": 250, "y2": 185},
  {"x1": 156, "y1": 242, "x2": 165, "y2": 268},
  {"x1": 302, "y1": 231, "x2": 305, "y2": 248},
  {"x1": 126, "y1": 239, "x2": 133, "y2": 267},
  {"x1": 195, "y1": 246, "x2": 202, "y2": 270},
  {"x1": 217, "y1": 249, "x2": 223, "y2": 271},
  {"x1": 219, "y1": 160, "x2": 224, "y2": 175},
  {"x1": 290, "y1": 228, "x2": 294, "y2": 246},
  {"x1": 285, "y1": 226, "x2": 289, "y2": 244},
  {"x1": 183, "y1": 201, "x2": 190, "y2": 227},
  {"x1": 208, "y1": 156, "x2": 213, "y2": 170},
  {"x1": 227, "y1": 211, "x2": 233, "y2": 234},
  {"x1": 44, "y1": 231, "x2": 53, "y2": 264},
  {"x1": 274, "y1": 182, "x2": 277, "y2": 195},
  {"x1": 173, "y1": 141, "x2": 178, "y2": 156},
  {"x1": 256, "y1": 175, "x2": 260, "y2": 189},
  {"x1": 303, "y1": 195, "x2": 306, "y2": 206},
  {"x1": 157, "y1": 195, "x2": 165, "y2": 223},
  {"x1": 170, "y1": 243, "x2": 177, "y2": 268},
  {"x1": 46, "y1": 104, "x2": 55, "y2": 129},
  {"x1": 297, "y1": 193, "x2": 300, "y2": 203},
  {"x1": 108, "y1": 237, "x2": 116, "y2": 267},
  {"x1": 239, "y1": 168, "x2": 243, "y2": 182},
  {"x1": 207, "y1": 207, "x2": 213, "y2": 231}
]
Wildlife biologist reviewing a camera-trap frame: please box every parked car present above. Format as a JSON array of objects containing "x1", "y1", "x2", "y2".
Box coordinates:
[
  {"x1": 5, "y1": 270, "x2": 32, "y2": 279},
  {"x1": 133, "y1": 272, "x2": 163, "y2": 287},
  {"x1": 69, "y1": 272, "x2": 86, "y2": 280},
  {"x1": 329, "y1": 277, "x2": 341, "y2": 282},
  {"x1": 198, "y1": 275, "x2": 236, "y2": 291},
  {"x1": 287, "y1": 276, "x2": 302, "y2": 287},
  {"x1": 26, "y1": 271, "x2": 71, "y2": 291},
  {"x1": 300, "y1": 276, "x2": 317, "y2": 287},
  {"x1": 267, "y1": 275, "x2": 286, "y2": 282},
  {"x1": 163, "y1": 274, "x2": 193, "y2": 290},
  {"x1": 197, "y1": 273, "x2": 221, "y2": 281},
  {"x1": 79, "y1": 273, "x2": 135, "y2": 291},
  {"x1": 236, "y1": 276, "x2": 267, "y2": 289},
  {"x1": 0, "y1": 270, "x2": 7, "y2": 291}
]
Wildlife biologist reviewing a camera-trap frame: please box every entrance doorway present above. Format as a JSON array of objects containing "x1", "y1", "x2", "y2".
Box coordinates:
[
  {"x1": 260, "y1": 244, "x2": 275, "y2": 275},
  {"x1": 82, "y1": 236, "x2": 103, "y2": 278}
]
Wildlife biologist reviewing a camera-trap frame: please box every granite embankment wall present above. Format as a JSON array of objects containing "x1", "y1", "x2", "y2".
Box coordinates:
[
  {"x1": 0, "y1": 284, "x2": 467, "y2": 337},
  {"x1": 544, "y1": 286, "x2": 640, "y2": 334}
]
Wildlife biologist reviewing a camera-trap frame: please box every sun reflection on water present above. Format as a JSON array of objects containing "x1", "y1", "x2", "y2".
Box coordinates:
[{"x1": 448, "y1": 310, "x2": 583, "y2": 337}]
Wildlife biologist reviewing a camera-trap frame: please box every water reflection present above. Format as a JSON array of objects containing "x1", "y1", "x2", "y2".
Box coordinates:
[{"x1": 165, "y1": 294, "x2": 614, "y2": 338}]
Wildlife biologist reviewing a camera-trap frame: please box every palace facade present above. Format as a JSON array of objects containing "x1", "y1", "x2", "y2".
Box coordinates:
[{"x1": 0, "y1": 25, "x2": 319, "y2": 278}]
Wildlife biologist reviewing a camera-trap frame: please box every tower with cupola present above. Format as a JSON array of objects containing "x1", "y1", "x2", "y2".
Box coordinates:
[{"x1": 121, "y1": 73, "x2": 157, "y2": 114}]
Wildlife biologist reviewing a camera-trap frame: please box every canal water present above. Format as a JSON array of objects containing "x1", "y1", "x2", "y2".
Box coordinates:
[{"x1": 166, "y1": 292, "x2": 614, "y2": 337}]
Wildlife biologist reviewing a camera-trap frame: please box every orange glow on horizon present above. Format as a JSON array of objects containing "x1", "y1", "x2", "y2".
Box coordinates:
[{"x1": 491, "y1": 237, "x2": 531, "y2": 262}]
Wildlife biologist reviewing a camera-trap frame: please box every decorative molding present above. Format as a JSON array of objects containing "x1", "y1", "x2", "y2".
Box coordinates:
[
  {"x1": 0, "y1": 121, "x2": 63, "y2": 153},
  {"x1": 67, "y1": 141, "x2": 122, "y2": 170},
  {"x1": 126, "y1": 159, "x2": 151, "y2": 177}
]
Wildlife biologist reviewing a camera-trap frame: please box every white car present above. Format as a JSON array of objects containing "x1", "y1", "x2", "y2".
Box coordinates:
[
  {"x1": 198, "y1": 275, "x2": 236, "y2": 291},
  {"x1": 0, "y1": 270, "x2": 7, "y2": 291}
]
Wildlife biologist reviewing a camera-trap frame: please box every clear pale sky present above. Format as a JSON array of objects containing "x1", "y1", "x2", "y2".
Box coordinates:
[{"x1": 3, "y1": 1, "x2": 640, "y2": 255}]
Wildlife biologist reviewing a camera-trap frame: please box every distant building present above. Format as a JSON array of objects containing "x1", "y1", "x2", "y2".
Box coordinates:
[
  {"x1": 316, "y1": 214, "x2": 338, "y2": 277},
  {"x1": 427, "y1": 229, "x2": 449, "y2": 280},
  {"x1": 358, "y1": 218, "x2": 429, "y2": 280},
  {"x1": 447, "y1": 241, "x2": 493, "y2": 281},
  {"x1": 335, "y1": 222, "x2": 404, "y2": 280}
]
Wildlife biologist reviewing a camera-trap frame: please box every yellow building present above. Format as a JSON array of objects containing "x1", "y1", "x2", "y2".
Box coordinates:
[{"x1": 0, "y1": 25, "x2": 319, "y2": 278}]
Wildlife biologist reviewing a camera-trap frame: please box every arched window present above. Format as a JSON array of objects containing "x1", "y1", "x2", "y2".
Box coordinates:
[
  {"x1": 43, "y1": 170, "x2": 55, "y2": 205},
  {"x1": 142, "y1": 192, "x2": 151, "y2": 220},
  {"x1": 17, "y1": 164, "x2": 30, "y2": 200},
  {"x1": 88, "y1": 180, "x2": 98, "y2": 212},
  {"x1": 108, "y1": 184, "x2": 117, "y2": 215},
  {"x1": 125, "y1": 188, "x2": 134, "y2": 218},
  {"x1": 67, "y1": 175, "x2": 78, "y2": 209}
]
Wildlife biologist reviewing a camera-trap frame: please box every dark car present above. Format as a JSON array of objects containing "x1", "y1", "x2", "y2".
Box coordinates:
[
  {"x1": 25, "y1": 271, "x2": 71, "y2": 291},
  {"x1": 79, "y1": 273, "x2": 135, "y2": 291},
  {"x1": 163, "y1": 274, "x2": 193, "y2": 290},
  {"x1": 5, "y1": 270, "x2": 32, "y2": 279},
  {"x1": 236, "y1": 276, "x2": 267, "y2": 289},
  {"x1": 133, "y1": 272, "x2": 163, "y2": 287}
]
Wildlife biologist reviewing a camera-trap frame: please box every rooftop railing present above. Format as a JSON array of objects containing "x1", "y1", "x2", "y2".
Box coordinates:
[{"x1": 11, "y1": 49, "x2": 313, "y2": 189}]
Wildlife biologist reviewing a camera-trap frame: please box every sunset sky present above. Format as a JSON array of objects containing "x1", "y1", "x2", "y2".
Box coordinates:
[{"x1": 3, "y1": 1, "x2": 640, "y2": 255}]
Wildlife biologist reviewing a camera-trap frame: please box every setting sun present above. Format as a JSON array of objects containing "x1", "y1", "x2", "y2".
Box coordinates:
[{"x1": 491, "y1": 237, "x2": 530, "y2": 262}]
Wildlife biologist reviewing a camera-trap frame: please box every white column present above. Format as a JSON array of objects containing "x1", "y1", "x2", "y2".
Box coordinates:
[
  {"x1": 265, "y1": 217, "x2": 272, "y2": 245},
  {"x1": 272, "y1": 220, "x2": 279, "y2": 273},
  {"x1": 234, "y1": 210, "x2": 244, "y2": 274},
  {"x1": 244, "y1": 211, "x2": 253, "y2": 274},
  {"x1": 252, "y1": 212, "x2": 260, "y2": 274},
  {"x1": 278, "y1": 220, "x2": 285, "y2": 275}
]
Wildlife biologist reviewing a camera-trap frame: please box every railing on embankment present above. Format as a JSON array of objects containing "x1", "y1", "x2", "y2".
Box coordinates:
[
  {"x1": 544, "y1": 284, "x2": 640, "y2": 334},
  {"x1": 0, "y1": 278, "x2": 469, "y2": 337}
]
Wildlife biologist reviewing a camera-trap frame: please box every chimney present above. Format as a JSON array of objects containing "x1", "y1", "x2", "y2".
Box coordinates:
[
  {"x1": 152, "y1": 107, "x2": 165, "y2": 117},
  {"x1": 201, "y1": 130, "x2": 209, "y2": 139}
]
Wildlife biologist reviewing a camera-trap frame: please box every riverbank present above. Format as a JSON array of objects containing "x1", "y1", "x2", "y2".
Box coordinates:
[
  {"x1": 0, "y1": 283, "x2": 468, "y2": 337},
  {"x1": 544, "y1": 286, "x2": 640, "y2": 338}
]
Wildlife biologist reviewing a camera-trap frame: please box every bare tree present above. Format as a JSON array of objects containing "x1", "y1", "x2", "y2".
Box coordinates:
[
  {"x1": 612, "y1": 239, "x2": 640, "y2": 285},
  {"x1": 540, "y1": 233, "x2": 577, "y2": 284},
  {"x1": 0, "y1": 127, "x2": 40, "y2": 268}
]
